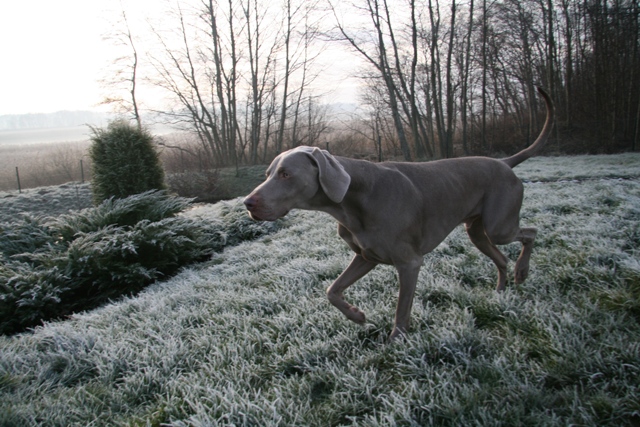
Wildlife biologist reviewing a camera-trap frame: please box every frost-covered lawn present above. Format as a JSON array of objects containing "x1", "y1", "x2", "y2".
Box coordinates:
[
  {"x1": 1, "y1": 153, "x2": 640, "y2": 426},
  {"x1": 0, "y1": 183, "x2": 92, "y2": 222}
]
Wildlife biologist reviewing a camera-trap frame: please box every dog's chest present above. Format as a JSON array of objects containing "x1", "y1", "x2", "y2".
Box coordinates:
[
  {"x1": 340, "y1": 226, "x2": 396, "y2": 265},
  {"x1": 359, "y1": 246, "x2": 388, "y2": 264}
]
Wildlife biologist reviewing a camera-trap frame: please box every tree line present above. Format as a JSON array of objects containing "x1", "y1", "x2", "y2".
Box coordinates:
[
  {"x1": 106, "y1": 0, "x2": 640, "y2": 165},
  {"x1": 335, "y1": 0, "x2": 640, "y2": 159}
]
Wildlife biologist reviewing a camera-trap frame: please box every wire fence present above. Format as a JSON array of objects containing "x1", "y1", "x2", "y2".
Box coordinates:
[{"x1": 0, "y1": 160, "x2": 90, "y2": 193}]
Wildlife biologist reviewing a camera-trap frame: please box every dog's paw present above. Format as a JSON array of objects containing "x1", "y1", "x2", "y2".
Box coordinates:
[
  {"x1": 346, "y1": 306, "x2": 366, "y2": 324},
  {"x1": 515, "y1": 261, "x2": 530, "y2": 284},
  {"x1": 388, "y1": 327, "x2": 407, "y2": 343}
]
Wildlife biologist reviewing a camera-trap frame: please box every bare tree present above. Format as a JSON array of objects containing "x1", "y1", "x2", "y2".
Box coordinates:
[
  {"x1": 459, "y1": 0, "x2": 475, "y2": 155},
  {"x1": 148, "y1": 3, "x2": 225, "y2": 164},
  {"x1": 107, "y1": 0, "x2": 640, "y2": 160},
  {"x1": 243, "y1": 0, "x2": 279, "y2": 163},
  {"x1": 274, "y1": 0, "x2": 295, "y2": 154},
  {"x1": 329, "y1": 0, "x2": 413, "y2": 160},
  {"x1": 145, "y1": 0, "x2": 325, "y2": 166},
  {"x1": 100, "y1": 7, "x2": 142, "y2": 128},
  {"x1": 271, "y1": 0, "x2": 326, "y2": 154}
]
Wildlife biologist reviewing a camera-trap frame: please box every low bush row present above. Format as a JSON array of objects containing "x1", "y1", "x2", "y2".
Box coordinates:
[{"x1": 0, "y1": 191, "x2": 282, "y2": 335}]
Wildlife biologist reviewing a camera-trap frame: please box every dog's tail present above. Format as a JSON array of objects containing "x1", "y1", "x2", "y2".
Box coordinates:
[{"x1": 502, "y1": 87, "x2": 555, "y2": 169}]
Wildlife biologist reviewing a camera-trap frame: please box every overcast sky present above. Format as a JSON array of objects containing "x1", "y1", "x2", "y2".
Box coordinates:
[
  {"x1": 0, "y1": 1, "x2": 117, "y2": 115},
  {"x1": 0, "y1": 0, "x2": 360, "y2": 117}
]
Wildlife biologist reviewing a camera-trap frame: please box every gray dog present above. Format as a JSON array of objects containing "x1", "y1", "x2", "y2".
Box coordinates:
[{"x1": 244, "y1": 87, "x2": 554, "y2": 341}]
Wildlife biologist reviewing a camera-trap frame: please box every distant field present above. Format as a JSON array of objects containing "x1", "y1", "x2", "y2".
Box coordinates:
[
  {"x1": 0, "y1": 126, "x2": 92, "y2": 146},
  {"x1": 0, "y1": 126, "x2": 92, "y2": 191},
  {"x1": 0, "y1": 125, "x2": 183, "y2": 192},
  {"x1": 1, "y1": 153, "x2": 639, "y2": 426},
  {"x1": 0, "y1": 141, "x2": 91, "y2": 190}
]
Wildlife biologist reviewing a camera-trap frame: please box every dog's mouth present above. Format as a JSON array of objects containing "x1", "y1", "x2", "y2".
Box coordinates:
[
  {"x1": 248, "y1": 209, "x2": 289, "y2": 222},
  {"x1": 248, "y1": 211, "x2": 265, "y2": 221}
]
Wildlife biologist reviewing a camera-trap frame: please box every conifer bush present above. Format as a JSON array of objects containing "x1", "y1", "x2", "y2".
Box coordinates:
[
  {"x1": 0, "y1": 192, "x2": 285, "y2": 335},
  {"x1": 89, "y1": 120, "x2": 166, "y2": 204}
]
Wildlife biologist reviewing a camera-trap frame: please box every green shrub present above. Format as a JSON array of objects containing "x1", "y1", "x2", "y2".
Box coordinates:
[
  {"x1": 89, "y1": 120, "x2": 166, "y2": 204},
  {"x1": 0, "y1": 215, "x2": 56, "y2": 260},
  {"x1": 0, "y1": 192, "x2": 284, "y2": 335},
  {"x1": 53, "y1": 190, "x2": 189, "y2": 240}
]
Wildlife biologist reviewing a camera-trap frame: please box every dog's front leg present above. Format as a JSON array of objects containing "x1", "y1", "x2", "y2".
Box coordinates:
[
  {"x1": 389, "y1": 260, "x2": 423, "y2": 341},
  {"x1": 327, "y1": 254, "x2": 377, "y2": 324}
]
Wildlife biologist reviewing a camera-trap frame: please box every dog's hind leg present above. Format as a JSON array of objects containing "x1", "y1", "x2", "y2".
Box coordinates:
[
  {"x1": 465, "y1": 217, "x2": 509, "y2": 291},
  {"x1": 514, "y1": 227, "x2": 537, "y2": 284}
]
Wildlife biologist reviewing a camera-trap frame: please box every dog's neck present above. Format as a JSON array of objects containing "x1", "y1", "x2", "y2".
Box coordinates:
[{"x1": 306, "y1": 157, "x2": 377, "y2": 229}]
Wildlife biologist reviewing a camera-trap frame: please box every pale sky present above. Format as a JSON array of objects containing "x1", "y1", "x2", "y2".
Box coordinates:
[
  {"x1": 0, "y1": 1, "x2": 116, "y2": 115},
  {"x1": 0, "y1": 0, "x2": 361, "y2": 117}
]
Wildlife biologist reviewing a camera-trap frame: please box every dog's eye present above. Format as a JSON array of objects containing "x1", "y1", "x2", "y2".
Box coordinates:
[{"x1": 280, "y1": 171, "x2": 290, "y2": 179}]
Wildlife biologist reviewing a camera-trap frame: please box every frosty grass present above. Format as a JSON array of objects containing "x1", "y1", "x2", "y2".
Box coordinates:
[{"x1": 1, "y1": 153, "x2": 639, "y2": 426}]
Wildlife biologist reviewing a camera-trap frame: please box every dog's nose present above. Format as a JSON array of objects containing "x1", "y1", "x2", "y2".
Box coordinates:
[{"x1": 243, "y1": 195, "x2": 258, "y2": 210}]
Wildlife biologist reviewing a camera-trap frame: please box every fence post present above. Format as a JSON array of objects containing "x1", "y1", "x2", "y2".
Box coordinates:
[
  {"x1": 80, "y1": 159, "x2": 85, "y2": 183},
  {"x1": 15, "y1": 167, "x2": 21, "y2": 194}
]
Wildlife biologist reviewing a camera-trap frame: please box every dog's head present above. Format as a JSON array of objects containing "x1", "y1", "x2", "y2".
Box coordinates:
[{"x1": 243, "y1": 146, "x2": 351, "y2": 221}]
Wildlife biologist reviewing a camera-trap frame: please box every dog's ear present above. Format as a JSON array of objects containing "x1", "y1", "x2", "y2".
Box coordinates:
[{"x1": 307, "y1": 147, "x2": 351, "y2": 203}]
